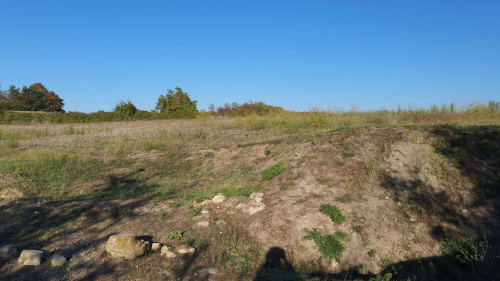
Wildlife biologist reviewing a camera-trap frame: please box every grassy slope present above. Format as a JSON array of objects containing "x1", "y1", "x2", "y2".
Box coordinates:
[{"x1": 0, "y1": 113, "x2": 499, "y2": 280}]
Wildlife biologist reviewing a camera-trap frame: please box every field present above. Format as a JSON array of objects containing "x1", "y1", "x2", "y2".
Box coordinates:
[{"x1": 1, "y1": 110, "x2": 500, "y2": 280}]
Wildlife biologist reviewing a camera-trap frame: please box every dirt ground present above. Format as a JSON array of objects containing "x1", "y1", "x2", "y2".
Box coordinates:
[{"x1": 1, "y1": 125, "x2": 499, "y2": 280}]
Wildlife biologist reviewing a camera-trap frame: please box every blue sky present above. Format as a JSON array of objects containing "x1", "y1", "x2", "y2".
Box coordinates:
[{"x1": 1, "y1": 0, "x2": 498, "y2": 113}]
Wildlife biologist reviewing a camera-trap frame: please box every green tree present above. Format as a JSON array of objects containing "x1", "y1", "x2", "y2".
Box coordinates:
[
  {"x1": 155, "y1": 87, "x2": 197, "y2": 113},
  {"x1": 114, "y1": 100, "x2": 137, "y2": 117}
]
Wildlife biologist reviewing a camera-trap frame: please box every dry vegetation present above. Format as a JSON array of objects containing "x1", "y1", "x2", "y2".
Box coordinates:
[{"x1": 1, "y1": 109, "x2": 499, "y2": 280}]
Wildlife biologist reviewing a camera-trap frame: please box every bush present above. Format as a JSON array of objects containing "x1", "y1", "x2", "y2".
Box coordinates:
[{"x1": 442, "y1": 236, "x2": 488, "y2": 265}]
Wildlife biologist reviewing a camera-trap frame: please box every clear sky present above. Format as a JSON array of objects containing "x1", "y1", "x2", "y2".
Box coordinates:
[{"x1": 1, "y1": 0, "x2": 499, "y2": 113}]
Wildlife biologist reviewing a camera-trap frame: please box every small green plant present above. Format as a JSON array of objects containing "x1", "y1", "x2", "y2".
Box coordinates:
[
  {"x1": 351, "y1": 226, "x2": 361, "y2": 233},
  {"x1": 345, "y1": 179, "x2": 365, "y2": 191},
  {"x1": 265, "y1": 148, "x2": 271, "y2": 156},
  {"x1": 320, "y1": 204, "x2": 346, "y2": 224},
  {"x1": 157, "y1": 213, "x2": 170, "y2": 221},
  {"x1": 168, "y1": 202, "x2": 181, "y2": 208},
  {"x1": 304, "y1": 228, "x2": 346, "y2": 262},
  {"x1": 343, "y1": 152, "x2": 354, "y2": 158},
  {"x1": 362, "y1": 159, "x2": 379, "y2": 177},
  {"x1": 442, "y1": 235, "x2": 488, "y2": 265},
  {"x1": 261, "y1": 162, "x2": 286, "y2": 180},
  {"x1": 204, "y1": 152, "x2": 214, "y2": 157},
  {"x1": 335, "y1": 194, "x2": 353, "y2": 203},
  {"x1": 188, "y1": 207, "x2": 202, "y2": 218},
  {"x1": 181, "y1": 237, "x2": 196, "y2": 246},
  {"x1": 167, "y1": 230, "x2": 183, "y2": 240},
  {"x1": 293, "y1": 198, "x2": 308, "y2": 205},
  {"x1": 367, "y1": 249, "x2": 376, "y2": 258}
]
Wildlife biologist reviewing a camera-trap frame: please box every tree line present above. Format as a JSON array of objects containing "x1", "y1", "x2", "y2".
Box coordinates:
[{"x1": 0, "y1": 83, "x2": 283, "y2": 123}]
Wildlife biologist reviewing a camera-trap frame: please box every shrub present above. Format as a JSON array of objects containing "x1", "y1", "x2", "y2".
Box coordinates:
[
  {"x1": 320, "y1": 204, "x2": 346, "y2": 224},
  {"x1": 261, "y1": 162, "x2": 286, "y2": 180},
  {"x1": 442, "y1": 236, "x2": 488, "y2": 265}
]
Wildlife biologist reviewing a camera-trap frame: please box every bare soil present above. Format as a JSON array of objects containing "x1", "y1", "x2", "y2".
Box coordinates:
[{"x1": 1, "y1": 125, "x2": 499, "y2": 280}]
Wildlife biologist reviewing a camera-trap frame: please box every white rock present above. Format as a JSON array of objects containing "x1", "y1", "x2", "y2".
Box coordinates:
[
  {"x1": 0, "y1": 244, "x2": 17, "y2": 258},
  {"x1": 51, "y1": 254, "x2": 66, "y2": 267},
  {"x1": 160, "y1": 246, "x2": 171, "y2": 255},
  {"x1": 105, "y1": 234, "x2": 149, "y2": 259},
  {"x1": 151, "y1": 243, "x2": 161, "y2": 251},
  {"x1": 212, "y1": 194, "x2": 226, "y2": 203},
  {"x1": 176, "y1": 245, "x2": 195, "y2": 254},
  {"x1": 236, "y1": 192, "x2": 265, "y2": 215},
  {"x1": 165, "y1": 251, "x2": 176, "y2": 258},
  {"x1": 197, "y1": 221, "x2": 210, "y2": 227},
  {"x1": 18, "y1": 250, "x2": 43, "y2": 266},
  {"x1": 201, "y1": 209, "x2": 209, "y2": 214}
]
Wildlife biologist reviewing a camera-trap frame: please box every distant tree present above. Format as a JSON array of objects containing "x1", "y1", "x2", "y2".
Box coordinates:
[
  {"x1": 4, "y1": 83, "x2": 64, "y2": 112},
  {"x1": 208, "y1": 103, "x2": 215, "y2": 112},
  {"x1": 114, "y1": 100, "x2": 137, "y2": 117},
  {"x1": 155, "y1": 87, "x2": 197, "y2": 113}
]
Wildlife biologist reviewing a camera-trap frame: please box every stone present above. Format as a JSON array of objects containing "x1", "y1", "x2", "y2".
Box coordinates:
[
  {"x1": 160, "y1": 246, "x2": 171, "y2": 255},
  {"x1": 51, "y1": 254, "x2": 66, "y2": 266},
  {"x1": 176, "y1": 245, "x2": 195, "y2": 254},
  {"x1": 0, "y1": 244, "x2": 17, "y2": 258},
  {"x1": 165, "y1": 251, "x2": 176, "y2": 258},
  {"x1": 18, "y1": 250, "x2": 43, "y2": 266},
  {"x1": 151, "y1": 243, "x2": 161, "y2": 251},
  {"x1": 105, "y1": 234, "x2": 149, "y2": 259},
  {"x1": 212, "y1": 194, "x2": 226, "y2": 203},
  {"x1": 235, "y1": 192, "x2": 265, "y2": 215},
  {"x1": 197, "y1": 221, "x2": 210, "y2": 227},
  {"x1": 201, "y1": 209, "x2": 209, "y2": 214}
]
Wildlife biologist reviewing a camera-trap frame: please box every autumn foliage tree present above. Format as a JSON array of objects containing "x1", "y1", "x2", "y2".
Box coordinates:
[{"x1": 1, "y1": 82, "x2": 64, "y2": 112}]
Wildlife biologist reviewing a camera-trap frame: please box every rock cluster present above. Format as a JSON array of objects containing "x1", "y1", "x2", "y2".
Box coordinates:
[{"x1": 0, "y1": 244, "x2": 66, "y2": 267}]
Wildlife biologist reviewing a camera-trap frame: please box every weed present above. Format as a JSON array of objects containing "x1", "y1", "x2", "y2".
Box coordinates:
[
  {"x1": 316, "y1": 176, "x2": 330, "y2": 184},
  {"x1": 188, "y1": 207, "x2": 202, "y2": 218},
  {"x1": 204, "y1": 152, "x2": 214, "y2": 157},
  {"x1": 167, "y1": 230, "x2": 183, "y2": 240},
  {"x1": 362, "y1": 159, "x2": 380, "y2": 177},
  {"x1": 345, "y1": 178, "x2": 365, "y2": 191},
  {"x1": 157, "y1": 213, "x2": 170, "y2": 221},
  {"x1": 331, "y1": 157, "x2": 345, "y2": 166},
  {"x1": 335, "y1": 194, "x2": 353, "y2": 203},
  {"x1": 265, "y1": 148, "x2": 271, "y2": 156},
  {"x1": 181, "y1": 237, "x2": 196, "y2": 246},
  {"x1": 293, "y1": 198, "x2": 308, "y2": 205},
  {"x1": 351, "y1": 226, "x2": 361, "y2": 233},
  {"x1": 442, "y1": 235, "x2": 488, "y2": 265},
  {"x1": 320, "y1": 204, "x2": 346, "y2": 224},
  {"x1": 303, "y1": 228, "x2": 346, "y2": 262},
  {"x1": 367, "y1": 249, "x2": 376, "y2": 258},
  {"x1": 261, "y1": 162, "x2": 286, "y2": 180},
  {"x1": 343, "y1": 152, "x2": 354, "y2": 158},
  {"x1": 168, "y1": 202, "x2": 181, "y2": 208}
]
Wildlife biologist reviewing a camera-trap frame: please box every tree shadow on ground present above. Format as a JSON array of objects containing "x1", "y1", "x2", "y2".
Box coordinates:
[{"x1": 0, "y1": 168, "x2": 165, "y2": 280}]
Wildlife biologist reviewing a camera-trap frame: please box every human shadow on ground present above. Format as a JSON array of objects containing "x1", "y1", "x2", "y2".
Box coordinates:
[{"x1": 253, "y1": 125, "x2": 500, "y2": 281}]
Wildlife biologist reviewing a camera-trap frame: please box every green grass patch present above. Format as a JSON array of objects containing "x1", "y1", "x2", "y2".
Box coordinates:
[
  {"x1": 442, "y1": 236, "x2": 488, "y2": 265},
  {"x1": 335, "y1": 194, "x2": 353, "y2": 203},
  {"x1": 320, "y1": 204, "x2": 346, "y2": 224},
  {"x1": 343, "y1": 152, "x2": 354, "y2": 158},
  {"x1": 304, "y1": 228, "x2": 347, "y2": 262},
  {"x1": 261, "y1": 162, "x2": 286, "y2": 180},
  {"x1": 188, "y1": 207, "x2": 202, "y2": 218}
]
